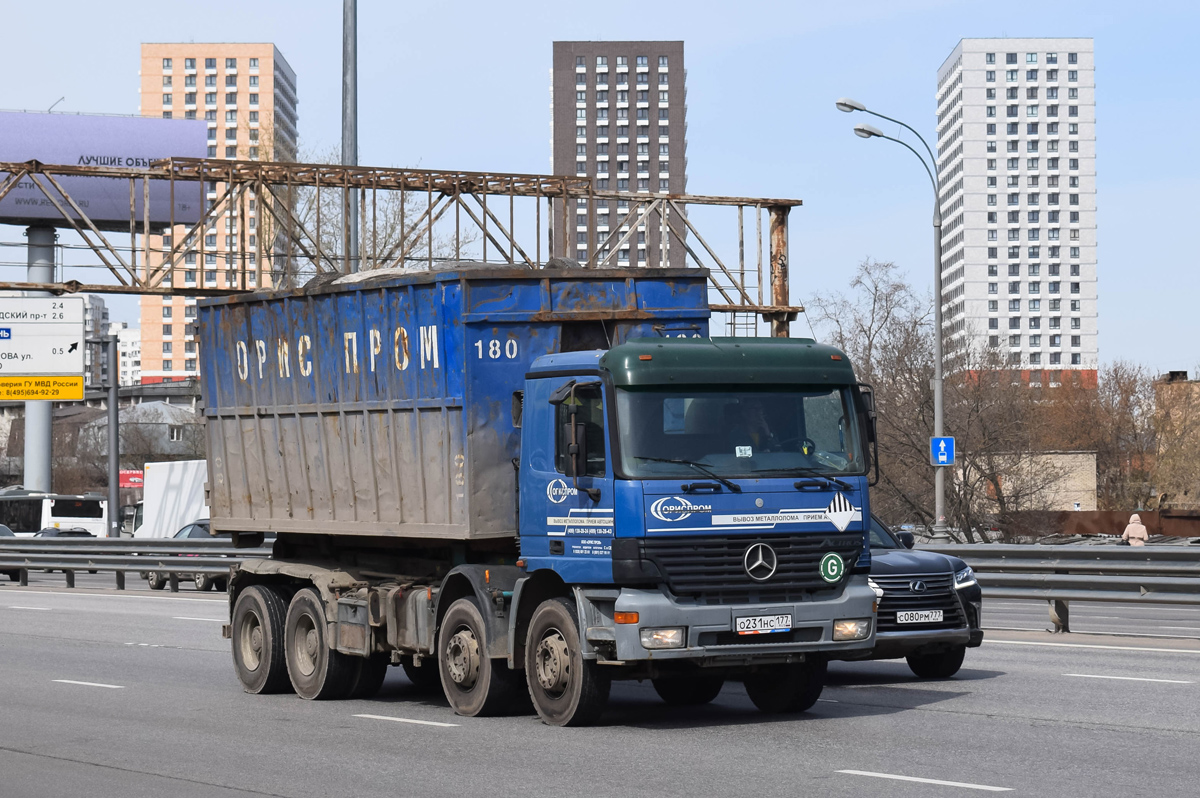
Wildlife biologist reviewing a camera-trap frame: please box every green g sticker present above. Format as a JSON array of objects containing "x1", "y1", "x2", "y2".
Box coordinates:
[{"x1": 819, "y1": 552, "x2": 845, "y2": 583}]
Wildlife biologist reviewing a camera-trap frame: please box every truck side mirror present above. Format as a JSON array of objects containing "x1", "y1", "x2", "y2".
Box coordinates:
[{"x1": 562, "y1": 422, "x2": 589, "y2": 479}]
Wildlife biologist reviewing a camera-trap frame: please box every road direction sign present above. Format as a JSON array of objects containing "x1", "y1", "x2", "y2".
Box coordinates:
[
  {"x1": 0, "y1": 297, "x2": 85, "y2": 400},
  {"x1": 930, "y1": 436, "x2": 955, "y2": 467}
]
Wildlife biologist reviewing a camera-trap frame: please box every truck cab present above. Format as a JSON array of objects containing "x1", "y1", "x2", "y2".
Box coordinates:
[{"x1": 514, "y1": 337, "x2": 878, "y2": 717}]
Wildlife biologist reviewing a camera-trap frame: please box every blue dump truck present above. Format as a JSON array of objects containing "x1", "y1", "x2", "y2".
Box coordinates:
[{"x1": 202, "y1": 265, "x2": 880, "y2": 725}]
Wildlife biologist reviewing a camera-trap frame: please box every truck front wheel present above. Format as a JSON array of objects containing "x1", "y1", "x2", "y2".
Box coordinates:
[
  {"x1": 525, "y1": 597, "x2": 610, "y2": 726},
  {"x1": 284, "y1": 588, "x2": 356, "y2": 700},
  {"x1": 653, "y1": 675, "x2": 725, "y2": 706},
  {"x1": 231, "y1": 585, "x2": 292, "y2": 694},
  {"x1": 437, "y1": 597, "x2": 519, "y2": 716},
  {"x1": 744, "y1": 657, "x2": 827, "y2": 714}
]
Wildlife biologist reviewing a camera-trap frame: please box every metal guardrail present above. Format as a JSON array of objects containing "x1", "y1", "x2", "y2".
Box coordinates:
[
  {"x1": 0, "y1": 538, "x2": 263, "y2": 592},
  {"x1": 923, "y1": 544, "x2": 1200, "y2": 632}
]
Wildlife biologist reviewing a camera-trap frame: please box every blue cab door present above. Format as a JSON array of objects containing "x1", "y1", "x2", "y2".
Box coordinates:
[{"x1": 519, "y1": 376, "x2": 616, "y2": 583}]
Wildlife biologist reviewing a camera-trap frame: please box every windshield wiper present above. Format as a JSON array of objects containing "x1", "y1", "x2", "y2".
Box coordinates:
[
  {"x1": 751, "y1": 467, "x2": 855, "y2": 492},
  {"x1": 634, "y1": 456, "x2": 742, "y2": 493}
]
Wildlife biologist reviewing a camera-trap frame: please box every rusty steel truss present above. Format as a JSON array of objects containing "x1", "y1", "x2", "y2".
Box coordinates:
[{"x1": 0, "y1": 157, "x2": 802, "y2": 334}]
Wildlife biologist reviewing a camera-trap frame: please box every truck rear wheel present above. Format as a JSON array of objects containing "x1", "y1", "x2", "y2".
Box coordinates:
[
  {"x1": 907, "y1": 645, "x2": 966, "y2": 679},
  {"x1": 346, "y1": 654, "x2": 390, "y2": 699},
  {"x1": 231, "y1": 585, "x2": 292, "y2": 694},
  {"x1": 284, "y1": 588, "x2": 356, "y2": 700},
  {"x1": 438, "y1": 597, "x2": 519, "y2": 716},
  {"x1": 401, "y1": 656, "x2": 442, "y2": 693},
  {"x1": 525, "y1": 597, "x2": 610, "y2": 726},
  {"x1": 744, "y1": 657, "x2": 826, "y2": 714},
  {"x1": 653, "y1": 675, "x2": 725, "y2": 706}
]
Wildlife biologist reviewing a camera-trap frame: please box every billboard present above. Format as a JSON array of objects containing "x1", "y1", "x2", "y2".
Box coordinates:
[{"x1": 0, "y1": 111, "x2": 207, "y2": 231}]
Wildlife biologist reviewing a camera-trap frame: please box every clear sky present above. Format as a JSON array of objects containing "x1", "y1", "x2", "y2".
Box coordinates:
[{"x1": 1, "y1": 0, "x2": 1196, "y2": 371}]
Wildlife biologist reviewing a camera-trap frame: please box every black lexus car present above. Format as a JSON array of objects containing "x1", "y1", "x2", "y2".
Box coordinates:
[{"x1": 831, "y1": 515, "x2": 983, "y2": 678}]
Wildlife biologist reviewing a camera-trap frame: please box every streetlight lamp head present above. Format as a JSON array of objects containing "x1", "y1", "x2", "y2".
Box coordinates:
[
  {"x1": 854, "y1": 123, "x2": 884, "y2": 139},
  {"x1": 836, "y1": 97, "x2": 866, "y2": 113}
]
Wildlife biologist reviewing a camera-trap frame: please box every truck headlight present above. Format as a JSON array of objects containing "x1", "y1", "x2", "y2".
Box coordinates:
[
  {"x1": 640, "y1": 627, "x2": 685, "y2": 649},
  {"x1": 955, "y1": 566, "x2": 977, "y2": 589},
  {"x1": 833, "y1": 619, "x2": 872, "y2": 641}
]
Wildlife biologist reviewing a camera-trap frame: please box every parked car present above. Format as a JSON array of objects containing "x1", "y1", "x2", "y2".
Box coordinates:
[
  {"x1": 35, "y1": 526, "x2": 96, "y2": 537},
  {"x1": 1, "y1": 523, "x2": 17, "y2": 581},
  {"x1": 144, "y1": 520, "x2": 231, "y2": 592},
  {"x1": 830, "y1": 515, "x2": 983, "y2": 678}
]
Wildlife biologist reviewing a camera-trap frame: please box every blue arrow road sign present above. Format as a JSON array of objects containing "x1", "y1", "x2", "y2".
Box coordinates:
[{"x1": 930, "y1": 436, "x2": 955, "y2": 466}]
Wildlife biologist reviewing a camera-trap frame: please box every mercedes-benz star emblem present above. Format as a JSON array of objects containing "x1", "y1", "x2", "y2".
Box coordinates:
[
  {"x1": 743, "y1": 543, "x2": 778, "y2": 582},
  {"x1": 909, "y1": 580, "x2": 928, "y2": 593}
]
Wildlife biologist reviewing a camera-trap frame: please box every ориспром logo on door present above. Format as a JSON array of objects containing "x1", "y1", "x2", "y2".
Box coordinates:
[{"x1": 546, "y1": 479, "x2": 575, "y2": 504}]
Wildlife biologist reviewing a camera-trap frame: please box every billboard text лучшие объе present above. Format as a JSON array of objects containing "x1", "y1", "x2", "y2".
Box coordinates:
[{"x1": 0, "y1": 111, "x2": 206, "y2": 232}]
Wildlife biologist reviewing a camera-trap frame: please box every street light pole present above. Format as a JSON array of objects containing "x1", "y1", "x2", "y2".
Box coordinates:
[{"x1": 839, "y1": 99, "x2": 951, "y2": 540}]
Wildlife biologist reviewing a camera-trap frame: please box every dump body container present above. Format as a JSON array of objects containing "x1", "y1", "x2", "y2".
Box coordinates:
[{"x1": 199, "y1": 267, "x2": 710, "y2": 541}]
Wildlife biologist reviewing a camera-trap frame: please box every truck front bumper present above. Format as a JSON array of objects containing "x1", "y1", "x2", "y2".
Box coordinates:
[{"x1": 579, "y1": 577, "x2": 877, "y2": 665}]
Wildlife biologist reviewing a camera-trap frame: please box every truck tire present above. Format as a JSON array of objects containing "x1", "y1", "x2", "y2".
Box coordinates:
[
  {"x1": 231, "y1": 585, "x2": 292, "y2": 694},
  {"x1": 401, "y1": 656, "x2": 442, "y2": 694},
  {"x1": 653, "y1": 675, "x2": 725, "y2": 706},
  {"x1": 147, "y1": 572, "x2": 167, "y2": 591},
  {"x1": 346, "y1": 654, "x2": 390, "y2": 699},
  {"x1": 744, "y1": 657, "x2": 827, "y2": 714},
  {"x1": 907, "y1": 645, "x2": 966, "y2": 679},
  {"x1": 437, "y1": 597, "x2": 519, "y2": 716},
  {"x1": 284, "y1": 588, "x2": 356, "y2": 700},
  {"x1": 525, "y1": 597, "x2": 610, "y2": 726}
]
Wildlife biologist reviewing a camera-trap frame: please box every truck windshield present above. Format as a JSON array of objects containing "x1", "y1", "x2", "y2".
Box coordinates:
[{"x1": 615, "y1": 385, "x2": 864, "y2": 479}]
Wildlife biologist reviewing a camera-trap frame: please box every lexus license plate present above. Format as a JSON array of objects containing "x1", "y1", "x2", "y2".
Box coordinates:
[
  {"x1": 735, "y1": 614, "x2": 793, "y2": 635},
  {"x1": 896, "y1": 610, "x2": 944, "y2": 624}
]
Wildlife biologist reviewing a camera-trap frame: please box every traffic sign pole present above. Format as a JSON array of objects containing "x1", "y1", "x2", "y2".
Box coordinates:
[{"x1": 23, "y1": 226, "x2": 55, "y2": 492}]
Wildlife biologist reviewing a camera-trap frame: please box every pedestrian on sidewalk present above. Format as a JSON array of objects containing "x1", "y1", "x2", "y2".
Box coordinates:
[{"x1": 1121, "y1": 513, "x2": 1149, "y2": 547}]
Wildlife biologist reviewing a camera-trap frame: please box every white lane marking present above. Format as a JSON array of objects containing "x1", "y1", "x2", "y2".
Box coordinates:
[
  {"x1": 174, "y1": 616, "x2": 225, "y2": 622},
  {"x1": 8, "y1": 606, "x2": 51, "y2": 611},
  {"x1": 1158, "y1": 626, "x2": 1200, "y2": 631},
  {"x1": 837, "y1": 770, "x2": 1012, "y2": 792},
  {"x1": 986, "y1": 639, "x2": 1200, "y2": 655},
  {"x1": 1064, "y1": 673, "x2": 1194, "y2": 684},
  {"x1": 985, "y1": 626, "x2": 1048, "y2": 632},
  {"x1": 817, "y1": 698, "x2": 839, "y2": 703},
  {"x1": 354, "y1": 713, "x2": 459, "y2": 728},
  {"x1": 3, "y1": 590, "x2": 223, "y2": 604},
  {"x1": 52, "y1": 679, "x2": 124, "y2": 689}
]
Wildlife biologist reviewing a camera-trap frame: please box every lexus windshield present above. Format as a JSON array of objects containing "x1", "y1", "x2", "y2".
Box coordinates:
[{"x1": 615, "y1": 386, "x2": 865, "y2": 479}]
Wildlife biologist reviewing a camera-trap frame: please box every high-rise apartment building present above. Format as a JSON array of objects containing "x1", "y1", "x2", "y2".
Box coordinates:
[
  {"x1": 137, "y1": 43, "x2": 298, "y2": 383},
  {"x1": 551, "y1": 42, "x2": 686, "y2": 267},
  {"x1": 82, "y1": 295, "x2": 110, "y2": 387},
  {"x1": 936, "y1": 38, "x2": 1096, "y2": 379},
  {"x1": 116, "y1": 324, "x2": 142, "y2": 387}
]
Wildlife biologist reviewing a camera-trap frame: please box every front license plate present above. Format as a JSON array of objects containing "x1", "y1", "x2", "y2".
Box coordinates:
[
  {"x1": 896, "y1": 610, "x2": 944, "y2": 624},
  {"x1": 735, "y1": 614, "x2": 793, "y2": 635}
]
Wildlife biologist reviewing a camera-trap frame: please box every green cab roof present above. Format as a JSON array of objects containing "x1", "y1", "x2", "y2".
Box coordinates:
[{"x1": 599, "y1": 337, "x2": 859, "y2": 387}]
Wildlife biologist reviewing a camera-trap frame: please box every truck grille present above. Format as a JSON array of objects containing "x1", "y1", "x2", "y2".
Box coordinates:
[
  {"x1": 640, "y1": 532, "x2": 863, "y2": 605},
  {"x1": 872, "y1": 573, "x2": 966, "y2": 632}
]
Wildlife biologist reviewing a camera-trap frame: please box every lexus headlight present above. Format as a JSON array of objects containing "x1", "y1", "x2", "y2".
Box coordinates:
[{"x1": 954, "y1": 566, "x2": 977, "y2": 589}]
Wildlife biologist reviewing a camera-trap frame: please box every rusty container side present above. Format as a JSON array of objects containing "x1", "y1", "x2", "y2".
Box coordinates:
[{"x1": 199, "y1": 266, "x2": 710, "y2": 542}]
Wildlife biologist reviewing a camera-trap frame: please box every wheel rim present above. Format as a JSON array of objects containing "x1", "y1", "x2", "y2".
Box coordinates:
[
  {"x1": 292, "y1": 612, "x2": 319, "y2": 677},
  {"x1": 239, "y1": 610, "x2": 263, "y2": 671},
  {"x1": 445, "y1": 625, "x2": 480, "y2": 690},
  {"x1": 534, "y1": 628, "x2": 571, "y2": 697}
]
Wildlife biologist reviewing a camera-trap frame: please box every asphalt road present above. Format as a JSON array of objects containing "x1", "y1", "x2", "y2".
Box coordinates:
[{"x1": 1, "y1": 581, "x2": 1198, "y2": 797}]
